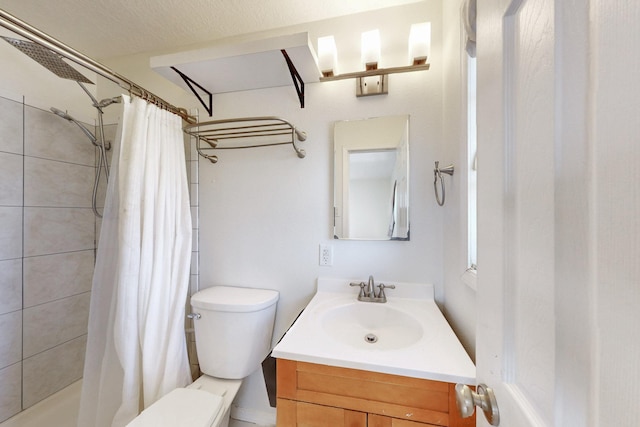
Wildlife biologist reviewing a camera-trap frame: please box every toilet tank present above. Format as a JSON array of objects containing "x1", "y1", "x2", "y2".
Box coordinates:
[{"x1": 190, "y1": 286, "x2": 279, "y2": 379}]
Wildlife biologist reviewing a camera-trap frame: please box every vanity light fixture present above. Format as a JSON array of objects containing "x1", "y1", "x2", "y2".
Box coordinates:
[
  {"x1": 408, "y1": 22, "x2": 431, "y2": 65},
  {"x1": 361, "y1": 29, "x2": 381, "y2": 71},
  {"x1": 317, "y1": 35, "x2": 338, "y2": 77},
  {"x1": 318, "y1": 23, "x2": 431, "y2": 97}
]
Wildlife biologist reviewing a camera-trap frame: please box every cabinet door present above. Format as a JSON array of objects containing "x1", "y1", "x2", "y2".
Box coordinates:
[
  {"x1": 369, "y1": 414, "x2": 442, "y2": 427},
  {"x1": 277, "y1": 398, "x2": 366, "y2": 427}
]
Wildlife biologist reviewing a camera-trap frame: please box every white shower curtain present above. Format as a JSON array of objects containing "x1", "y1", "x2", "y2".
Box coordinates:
[{"x1": 78, "y1": 95, "x2": 193, "y2": 427}]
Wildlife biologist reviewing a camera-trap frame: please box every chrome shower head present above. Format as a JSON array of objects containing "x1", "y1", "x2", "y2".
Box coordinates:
[
  {"x1": 2, "y1": 36, "x2": 93, "y2": 84},
  {"x1": 95, "y1": 96, "x2": 121, "y2": 109},
  {"x1": 50, "y1": 107, "x2": 97, "y2": 145}
]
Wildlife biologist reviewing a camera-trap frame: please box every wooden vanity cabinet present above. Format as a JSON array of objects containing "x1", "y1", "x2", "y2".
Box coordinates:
[{"x1": 276, "y1": 359, "x2": 474, "y2": 427}]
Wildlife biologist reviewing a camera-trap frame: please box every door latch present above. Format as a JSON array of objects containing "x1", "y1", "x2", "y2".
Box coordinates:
[{"x1": 455, "y1": 383, "x2": 500, "y2": 426}]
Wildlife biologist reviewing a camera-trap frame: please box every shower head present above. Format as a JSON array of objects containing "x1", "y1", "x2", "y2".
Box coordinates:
[
  {"x1": 95, "y1": 96, "x2": 122, "y2": 109},
  {"x1": 50, "y1": 107, "x2": 98, "y2": 145},
  {"x1": 75, "y1": 82, "x2": 121, "y2": 110},
  {"x1": 2, "y1": 36, "x2": 93, "y2": 84}
]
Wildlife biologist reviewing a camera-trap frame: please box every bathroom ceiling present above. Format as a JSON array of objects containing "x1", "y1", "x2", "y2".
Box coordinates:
[{"x1": 0, "y1": 0, "x2": 423, "y2": 59}]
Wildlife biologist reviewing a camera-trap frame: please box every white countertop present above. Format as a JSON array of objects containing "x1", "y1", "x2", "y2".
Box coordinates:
[{"x1": 272, "y1": 278, "x2": 476, "y2": 385}]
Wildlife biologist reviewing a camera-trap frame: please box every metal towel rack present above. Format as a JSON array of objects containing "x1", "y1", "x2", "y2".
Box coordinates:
[
  {"x1": 183, "y1": 116, "x2": 307, "y2": 164},
  {"x1": 434, "y1": 161, "x2": 455, "y2": 206}
]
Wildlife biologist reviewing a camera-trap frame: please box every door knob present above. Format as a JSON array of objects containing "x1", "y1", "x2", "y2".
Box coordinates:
[{"x1": 455, "y1": 383, "x2": 500, "y2": 426}]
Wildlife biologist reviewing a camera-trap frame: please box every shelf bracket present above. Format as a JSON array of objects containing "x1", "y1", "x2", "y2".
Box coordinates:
[
  {"x1": 281, "y1": 49, "x2": 305, "y2": 108},
  {"x1": 171, "y1": 66, "x2": 213, "y2": 116}
]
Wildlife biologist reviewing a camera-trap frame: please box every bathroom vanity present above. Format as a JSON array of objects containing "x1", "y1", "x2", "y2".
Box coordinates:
[
  {"x1": 272, "y1": 278, "x2": 476, "y2": 426},
  {"x1": 276, "y1": 359, "x2": 473, "y2": 426}
]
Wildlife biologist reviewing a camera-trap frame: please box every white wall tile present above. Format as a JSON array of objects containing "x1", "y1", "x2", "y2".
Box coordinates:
[
  {"x1": 0, "y1": 152, "x2": 23, "y2": 206},
  {"x1": 190, "y1": 274, "x2": 199, "y2": 296},
  {"x1": 0, "y1": 363, "x2": 22, "y2": 423},
  {"x1": 0, "y1": 207, "x2": 22, "y2": 260},
  {"x1": 22, "y1": 335, "x2": 86, "y2": 409},
  {"x1": 23, "y1": 208, "x2": 94, "y2": 257},
  {"x1": 190, "y1": 183, "x2": 198, "y2": 206},
  {"x1": 0, "y1": 96, "x2": 23, "y2": 155},
  {"x1": 191, "y1": 206, "x2": 199, "y2": 230},
  {"x1": 190, "y1": 160, "x2": 198, "y2": 184},
  {"x1": 99, "y1": 123, "x2": 117, "y2": 165},
  {"x1": 24, "y1": 106, "x2": 95, "y2": 167},
  {"x1": 190, "y1": 254, "x2": 198, "y2": 277},
  {"x1": 192, "y1": 230, "x2": 199, "y2": 252},
  {"x1": 0, "y1": 311, "x2": 22, "y2": 368},
  {"x1": 189, "y1": 138, "x2": 198, "y2": 159},
  {"x1": 1, "y1": 64, "x2": 101, "y2": 420},
  {"x1": 23, "y1": 292, "x2": 90, "y2": 358},
  {"x1": 95, "y1": 166, "x2": 108, "y2": 210},
  {"x1": 0, "y1": 259, "x2": 22, "y2": 315},
  {"x1": 24, "y1": 157, "x2": 94, "y2": 208},
  {"x1": 23, "y1": 251, "x2": 94, "y2": 308}
]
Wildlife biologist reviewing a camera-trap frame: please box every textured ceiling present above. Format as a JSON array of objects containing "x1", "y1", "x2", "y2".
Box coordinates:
[{"x1": 0, "y1": 0, "x2": 422, "y2": 59}]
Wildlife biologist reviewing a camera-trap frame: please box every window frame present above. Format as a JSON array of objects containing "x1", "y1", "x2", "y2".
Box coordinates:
[{"x1": 461, "y1": 50, "x2": 477, "y2": 291}]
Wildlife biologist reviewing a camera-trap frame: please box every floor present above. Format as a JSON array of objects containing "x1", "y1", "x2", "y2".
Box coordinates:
[
  {"x1": 0, "y1": 381, "x2": 271, "y2": 427},
  {"x1": 230, "y1": 421, "x2": 266, "y2": 427},
  {"x1": 0, "y1": 381, "x2": 82, "y2": 427}
]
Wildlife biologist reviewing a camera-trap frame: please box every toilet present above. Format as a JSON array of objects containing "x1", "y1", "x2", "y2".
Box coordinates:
[{"x1": 127, "y1": 285, "x2": 279, "y2": 427}]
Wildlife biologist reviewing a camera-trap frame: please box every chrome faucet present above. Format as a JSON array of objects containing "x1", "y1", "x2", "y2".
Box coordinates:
[
  {"x1": 366, "y1": 275, "x2": 375, "y2": 298},
  {"x1": 349, "y1": 275, "x2": 395, "y2": 303}
]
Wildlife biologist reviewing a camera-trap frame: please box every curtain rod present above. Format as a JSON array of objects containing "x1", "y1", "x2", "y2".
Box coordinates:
[{"x1": 0, "y1": 8, "x2": 196, "y2": 124}]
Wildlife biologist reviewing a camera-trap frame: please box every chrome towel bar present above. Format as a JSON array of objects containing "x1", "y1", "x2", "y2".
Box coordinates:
[
  {"x1": 184, "y1": 116, "x2": 307, "y2": 164},
  {"x1": 434, "y1": 161, "x2": 454, "y2": 206}
]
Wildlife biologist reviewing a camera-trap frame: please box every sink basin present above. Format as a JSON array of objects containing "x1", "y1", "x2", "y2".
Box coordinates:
[
  {"x1": 271, "y1": 278, "x2": 477, "y2": 384},
  {"x1": 320, "y1": 302, "x2": 423, "y2": 350}
]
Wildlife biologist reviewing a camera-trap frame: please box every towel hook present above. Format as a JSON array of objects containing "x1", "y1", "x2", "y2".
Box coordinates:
[{"x1": 434, "y1": 161, "x2": 454, "y2": 206}]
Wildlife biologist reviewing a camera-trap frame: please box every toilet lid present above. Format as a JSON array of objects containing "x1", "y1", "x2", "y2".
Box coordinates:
[
  {"x1": 191, "y1": 286, "x2": 279, "y2": 312},
  {"x1": 127, "y1": 388, "x2": 223, "y2": 427}
]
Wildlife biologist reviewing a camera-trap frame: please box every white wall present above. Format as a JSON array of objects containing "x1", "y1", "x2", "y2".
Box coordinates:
[
  {"x1": 102, "y1": 2, "x2": 444, "y2": 421},
  {"x1": 440, "y1": 0, "x2": 476, "y2": 359}
]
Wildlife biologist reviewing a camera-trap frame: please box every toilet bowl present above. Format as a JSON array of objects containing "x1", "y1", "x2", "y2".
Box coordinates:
[{"x1": 127, "y1": 286, "x2": 279, "y2": 427}]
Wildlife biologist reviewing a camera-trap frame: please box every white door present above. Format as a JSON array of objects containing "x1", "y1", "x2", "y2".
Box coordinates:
[
  {"x1": 474, "y1": 0, "x2": 640, "y2": 426},
  {"x1": 474, "y1": 0, "x2": 590, "y2": 425}
]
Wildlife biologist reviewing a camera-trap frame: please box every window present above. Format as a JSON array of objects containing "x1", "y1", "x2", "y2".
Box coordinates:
[
  {"x1": 462, "y1": 54, "x2": 478, "y2": 290},
  {"x1": 467, "y1": 56, "x2": 477, "y2": 271}
]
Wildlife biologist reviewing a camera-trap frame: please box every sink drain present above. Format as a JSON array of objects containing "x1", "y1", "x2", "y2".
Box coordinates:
[{"x1": 364, "y1": 333, "x2": 378, "y2": 344}]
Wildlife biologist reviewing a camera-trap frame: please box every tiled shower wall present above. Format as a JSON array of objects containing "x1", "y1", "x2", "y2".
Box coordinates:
[{"x1": 0, "y1": 95, "x2": 96, "y2": 422}]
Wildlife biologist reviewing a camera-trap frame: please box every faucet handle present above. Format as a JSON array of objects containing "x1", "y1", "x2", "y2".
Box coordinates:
[
  {"x1": 377, "y1": 283, "x2": 396, "y2": 300},
  {"x1": 350, "y1": 281, "x2": 367, "y2": 298}
]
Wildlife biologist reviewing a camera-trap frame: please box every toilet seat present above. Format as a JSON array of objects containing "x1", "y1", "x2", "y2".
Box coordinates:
[{"x1": 126, "y1": 388, "x2": 223, "y2": 427}]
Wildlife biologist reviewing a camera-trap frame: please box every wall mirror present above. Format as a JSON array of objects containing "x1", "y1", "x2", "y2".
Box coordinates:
[{"x1": 333, "y1": 115, "x2": 409, "y2": 240}]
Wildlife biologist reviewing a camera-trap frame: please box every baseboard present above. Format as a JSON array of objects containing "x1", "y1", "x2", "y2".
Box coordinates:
[{"x1": 230, "y1": 404, "x2": 276, "y2": 427}]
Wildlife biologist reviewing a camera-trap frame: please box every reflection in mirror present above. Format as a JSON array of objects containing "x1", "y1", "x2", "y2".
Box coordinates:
[{"x1": 334, "y1": 115, "x2": 409, "y2": 240}]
